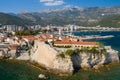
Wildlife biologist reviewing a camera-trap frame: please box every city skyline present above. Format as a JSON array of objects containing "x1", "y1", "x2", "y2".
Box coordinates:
[{"x1": 0, "y1": 0, "x2": 120, "y2": 13}]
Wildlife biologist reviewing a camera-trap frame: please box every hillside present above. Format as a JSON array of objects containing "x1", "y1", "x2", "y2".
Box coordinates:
[
  {"x1": 18, "y1": 6, "x2": 120, "y2": 27},
  {"x1": 99, "y1": 15, "x2": 120, "y2": 27},
  {"x1": 0, "y1": 12, "x2": 30, "y2": 25}
]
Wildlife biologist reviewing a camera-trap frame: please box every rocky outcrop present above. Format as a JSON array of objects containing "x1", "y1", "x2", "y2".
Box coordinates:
[
  {"x1": 72, "y1": 48, "x2": 119, "y2": 70},
  {"x1": 30, "y1": 41, "x2": 57, "y2": 68},
  {"x1": 52, "y1": 56, "x2": 73, "y2": 76},
  {"x1": 30, "y1": 40, "x2": 119, "y2": 76},
  {"x1": 17, "y1": 52, "x2": 30, "y2": 60},
  {"x1": 0, "y1": 50, "x2": 4, "y2": 59},
  {"x1": 30, "y1": 40, "x2": 73, "y2": 76},
  {"x1": 105, "y1": 49, "x2": 119, "y2": 63},
  {"x1": 72, "y1": 53, "x2": 106, "y2": 70}
]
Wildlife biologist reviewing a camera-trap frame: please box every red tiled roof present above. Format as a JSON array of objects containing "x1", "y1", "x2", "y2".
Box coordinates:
[
  {"x1": 0, "y1": 37, "x2": 4, "y2": 40},
  {"x1": 22, "y1": 36, "x2": 37, "y2": 41},
  {"x1": 39, "y1": 34, "x2": 52, "y2": 39},
  {"x1": 54, "y1": 41, "x2": 98, "y2": 45},
  {"x1": 20, "y1": 39, "x2": 25, "y2": 42},
  {"x1": 9, "y1": 44, "x2": 20, "y2": 50}
]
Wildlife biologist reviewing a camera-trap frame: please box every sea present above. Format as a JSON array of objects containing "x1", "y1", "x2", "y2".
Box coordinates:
[
  {"x1": 0, "y1": 31, "x2": 120, "y2": 80},
  {"x1": 73, "y1": 31, "x2": 120, "y2": 53}
]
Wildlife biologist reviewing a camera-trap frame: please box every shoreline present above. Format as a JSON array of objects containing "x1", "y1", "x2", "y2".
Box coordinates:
[
  {"x1": 63, "y1": 30, "x2": 120, "y2": 33},
  {"x1": 29, "y1": 61, "x2": 120, "y2": 76},
  {"x1": 29, "y1": 61, "x2": 72, "y2": 76},
  {"x1": 1, "y1": 59, "x2": 120, "y2": 77},
  {"x1": 80, "y1": 35, "x2": 114, "y2": 40}
]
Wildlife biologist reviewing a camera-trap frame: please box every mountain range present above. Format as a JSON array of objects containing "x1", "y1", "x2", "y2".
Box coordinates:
[{"x1": 1, "y1": 6, "x2": 120, "y2": 27}]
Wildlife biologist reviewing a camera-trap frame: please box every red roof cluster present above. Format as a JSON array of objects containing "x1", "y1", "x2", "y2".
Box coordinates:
[
  {"x1": 54, "y1": 41, "x2": 98, "y2": 45},
  {"x1": 9, "y1": 44, "x2": 20, "y2": 50},
  {"x1": 38, "y1": 34, "x2": 57, "y2": 42},
  {"x1": 22, "y1": 36, "x2": 37, "y2": 41}
]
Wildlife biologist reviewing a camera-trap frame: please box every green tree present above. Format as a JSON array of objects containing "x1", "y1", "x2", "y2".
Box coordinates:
[
  {"x1": 74, "y1": 49, "x2": 80, "y2": 54},
  {"x1": 65, "y1": 49, "x2": 73, "y2": 56}
]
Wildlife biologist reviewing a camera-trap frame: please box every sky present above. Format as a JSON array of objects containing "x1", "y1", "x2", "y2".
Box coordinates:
[{"x1": 0, "y1": 0, "x2": 120, "y2": 13}]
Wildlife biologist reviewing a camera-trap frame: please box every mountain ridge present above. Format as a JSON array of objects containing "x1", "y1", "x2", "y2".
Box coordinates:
[
  {"x1": 18, "y1": 6, "x2": 120, "y2": 27},
  {"x1": 1, "y1": 6, "x2": 120, "y2": 27}
]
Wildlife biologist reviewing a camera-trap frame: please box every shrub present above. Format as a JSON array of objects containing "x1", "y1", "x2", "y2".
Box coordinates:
[
  {"x1": 74, "y1": 49, "x2": 80, "y2": 54},
  {"x1": 57, "y1": 52, "x2": 65, "y2": 59},
  {"x1": 53, "y1": 45, "x2": 71, "y2": 48},
  {"x1": 31, "y1": 41, "x2": 34, "y2": 46},
  {"x1": 65, "y1": 49, "x2": 74, "y2": 56}
]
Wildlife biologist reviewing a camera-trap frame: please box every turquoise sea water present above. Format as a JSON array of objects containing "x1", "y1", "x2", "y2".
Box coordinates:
[{"x1": 0, "y1": 31, "x2": 120, "y2": 80}]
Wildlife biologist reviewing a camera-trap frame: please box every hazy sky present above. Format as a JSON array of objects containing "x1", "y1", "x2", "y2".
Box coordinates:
[{"x1": 0, "y1": 0, "x2": 120, "y2": 13}]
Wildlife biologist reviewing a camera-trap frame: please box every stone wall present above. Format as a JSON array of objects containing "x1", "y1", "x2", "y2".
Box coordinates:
[{"x1": 30, "y1": 40, "x2": 73, "y2": 76}]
